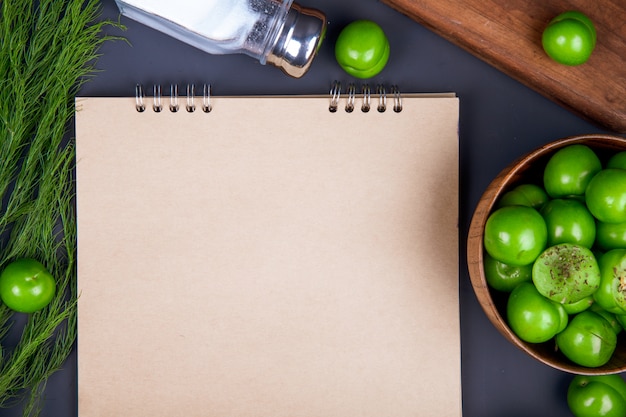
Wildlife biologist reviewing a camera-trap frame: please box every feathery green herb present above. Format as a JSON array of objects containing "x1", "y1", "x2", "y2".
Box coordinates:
[{"x1": 0, "y1": 1, "x2": 121, "y2": 415}]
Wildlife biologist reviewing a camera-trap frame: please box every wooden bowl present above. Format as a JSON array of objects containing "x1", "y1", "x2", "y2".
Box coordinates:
[{"x1": 467, "y1": 134, "x2": 626, "y2": 375}]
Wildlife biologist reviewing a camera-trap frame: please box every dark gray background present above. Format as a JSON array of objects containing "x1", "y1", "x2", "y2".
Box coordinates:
[{"x1": 4, "y1": 0, "x2": 620, "y2": 416}]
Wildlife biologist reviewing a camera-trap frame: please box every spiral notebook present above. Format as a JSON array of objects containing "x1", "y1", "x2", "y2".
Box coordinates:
[{"x1": 75, "y1": 84, "x2": 461, "y2": 417}]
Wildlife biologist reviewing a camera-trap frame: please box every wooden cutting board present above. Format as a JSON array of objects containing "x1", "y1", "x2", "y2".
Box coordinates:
[{"x1": 382, "y1": 0, "x2": 626, "y2": 133}]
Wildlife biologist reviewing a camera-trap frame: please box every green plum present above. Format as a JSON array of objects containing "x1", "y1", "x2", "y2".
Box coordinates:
[
  {"x1": 483, "y1": 253, "x2": 532, "y2": 292},
  {"x1": 593, "y1": 249, "x2": 626, "y2": 315},
  {"x1": 542, "y1": 10, "x2": 597, "y2": 66},
  {"x1": 543, "y1": 144, "x2": 601, "y2": 198},
  {"x1": 540, "y1": 198, "x2": 596, "y2": 248},
  {"x1": 585, "y1": 169, "x2": 626, "y2": 224},
  {"x1": 532, "y1": 243, "x2": 600, "y2": 304},
  {"x1": 0, "y1": 258, "x2": 56, "y2": 313},
  {"x1": 334, "y1": 20, "x2": 390, "y2": 79},
  {"x1": 484, "y1": 205, "x2": 547, "y2": 267},
  {"x1": 556, "y1": 310, "x2": 617, "y2": 367},
  {"x1": 507, "y1": 282, "x2": 568, "y2": 343},
  {"x1": 498, "y1": 183, "x2": 549, "y2": 209},
  {"x1": 568, "y1": 374, "x2": 626, "y2": 417}
]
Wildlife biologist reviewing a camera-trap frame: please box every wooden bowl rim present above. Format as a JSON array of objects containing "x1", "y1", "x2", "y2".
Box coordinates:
[{"x1": 467, "y1": 133, "x2": 626, "y2": 375}]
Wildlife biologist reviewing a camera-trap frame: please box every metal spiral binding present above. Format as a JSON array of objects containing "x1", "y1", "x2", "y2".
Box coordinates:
[
  {"x1": 135, "y1": 84, "x2": 212, "y2": 113},
  {"x1": 186, "y1": 84, "x2": 196, "y2": 112},
  {"x1": 376, "y1": 84, "x2": 387, "y2": 113},
  {"x1": 136, "y1": 82, "x2": 401, "y2": 114},
  {"x1": 329, "y1": 81, "x2": 341, "y2": 113},
  {"x1": 361, "y1": 84, "x2": 371, "y2": 112},
  {"x1": 345, "y1": 83, "x2": 356, "y2": 113},
  {"x1": 391, "y1": 85, "x2": 402, "y2": 113},
  {"x1": 153, "y1": 84, "x2": 162, "y2": 112},
  {"x1": 169, "y1": 84, "x2": 179, "y2": 112},
  {"x1": 202, "y1": 84, "x2": 212, "y2": 113},
  {"x1": 328, "y1": 81, "x2": 402, "y2": 113},
  {"x1": 135, "y1": 84, "x2": 146, "y2": 112}
]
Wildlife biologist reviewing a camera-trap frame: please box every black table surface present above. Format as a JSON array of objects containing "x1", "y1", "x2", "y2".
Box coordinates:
[{"x1": 4, "y1": 0, "x2": 621, "y2": 416}]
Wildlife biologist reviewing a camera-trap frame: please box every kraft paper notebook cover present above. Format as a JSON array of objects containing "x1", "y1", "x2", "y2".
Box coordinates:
[{"x1": 75, "y1": 86, "x2": 461, "y2": 417}]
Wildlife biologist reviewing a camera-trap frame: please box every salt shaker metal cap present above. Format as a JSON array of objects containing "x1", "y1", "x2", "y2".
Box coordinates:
[
  {"x1": 115, "y1": 0, "x2": 327, "y2": 78},
  {"x1": 265, "y1": 4, "x2": 327, "y2": 78}
]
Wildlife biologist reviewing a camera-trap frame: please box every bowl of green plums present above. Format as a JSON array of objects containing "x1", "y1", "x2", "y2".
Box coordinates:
[{"x1": 467, "y1": 134, "x2": 626, "y2": 374}]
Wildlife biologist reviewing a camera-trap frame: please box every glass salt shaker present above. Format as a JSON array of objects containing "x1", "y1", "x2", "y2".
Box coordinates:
[{"x1": 115, "y1": 0, "x2": 327, "y2": 78}]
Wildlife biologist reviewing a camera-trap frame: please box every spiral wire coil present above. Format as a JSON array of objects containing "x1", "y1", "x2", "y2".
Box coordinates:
[
  {"x1": 328, "y1": 81, "x2": 402, "y2": 113},
  {"x1": 135, "y1": 82, "x2": 401, "y2": 113},
  {"x1": 135, "y1": 84, "x2": 212, "y2": 113}
]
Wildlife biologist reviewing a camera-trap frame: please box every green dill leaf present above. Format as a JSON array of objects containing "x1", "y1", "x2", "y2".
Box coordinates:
[{"x1": 0, "y1": 1, "x2": 123, "y2": 415}]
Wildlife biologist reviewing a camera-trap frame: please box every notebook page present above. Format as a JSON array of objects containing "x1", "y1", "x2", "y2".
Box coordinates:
[{"x1": 75, "y1": 94, "x2": 460, "y2": 417}]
